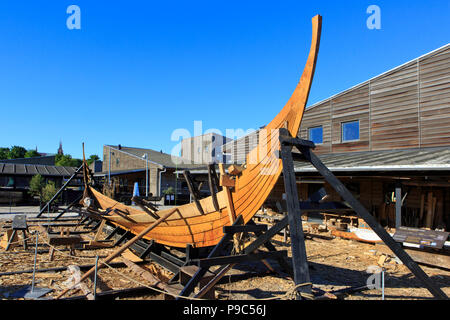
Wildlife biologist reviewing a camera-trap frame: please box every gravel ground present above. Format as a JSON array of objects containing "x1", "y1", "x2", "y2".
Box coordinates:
[{"x1": 0, "y1": 215, "x2": 449, "y2": 300}]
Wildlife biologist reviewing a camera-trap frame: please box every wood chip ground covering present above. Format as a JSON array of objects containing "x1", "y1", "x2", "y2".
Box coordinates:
[{"x1": 0, "y1": 219, "x2": 449, "y2": 300}]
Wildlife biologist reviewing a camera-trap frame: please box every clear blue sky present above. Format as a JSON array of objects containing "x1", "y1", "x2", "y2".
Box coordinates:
[{"x1": 1, "y1": 0, "x2": 449, "y2": 159}]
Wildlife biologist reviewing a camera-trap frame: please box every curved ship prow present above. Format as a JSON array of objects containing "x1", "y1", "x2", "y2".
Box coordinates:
[{"x1": 82, "y1": 15, "x2": 322, "y2": 248}]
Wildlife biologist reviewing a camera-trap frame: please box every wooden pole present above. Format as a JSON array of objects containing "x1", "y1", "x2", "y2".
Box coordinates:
[
  {"x1": 425, "y1": 192, "x2": 433, "y2": 228},
  {"x1": 293, "y1": 138, "x2": 448, "y2": 300},
  {"x1": 55, "y1": 208, "x2": 177, "y2": 299},
  {"x1": 419, "y1": 193, "x2": 425, "y2": 224},
  {"x1": 207, "y1": 164, "x2": 220, "y2": 212},
  {"x1": 218, "y1": 163, "x2": 236, "y2": 224},
  {"x1": 280, "y1": 143, "x2": 312, "y2": 298},
  {"x1": 36, "y1": 165, "x2": 84, "y2": 218},
  {"x1": 183, "y1": 170, "x2": 204, "y2": 215},
  {"x1": 395, "y1": 184, "x2": 402, "y2": 229}
]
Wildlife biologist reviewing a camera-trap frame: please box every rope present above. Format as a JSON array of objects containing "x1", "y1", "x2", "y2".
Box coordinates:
[
  {"x1": 2, "y1": 232, "x2": 37, "y2": 246},
  {"x1": 256, "y1": 282, "x2": 315, "y2": 300},
  {"x1": 102, "y1": 260, "x2": 313, "y2": 301}
]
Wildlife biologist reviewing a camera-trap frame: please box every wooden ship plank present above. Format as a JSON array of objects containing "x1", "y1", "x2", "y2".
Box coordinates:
[{"x1": 83, "y1": 15, "x2": 322, "y2": 248}]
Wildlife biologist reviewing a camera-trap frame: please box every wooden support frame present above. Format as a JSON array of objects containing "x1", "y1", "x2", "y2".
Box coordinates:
[
  {"x1": 138, "y1": 240, "x2": 155, "y2": 259},
  {"x1": 395, "y1": 183, "x2": 402, "y2": 229},
  {"x1": 176, "y1": 215, "x2": 244, "y2": 300},
  {"x1": 6, "y1": 215, "x2": 29, "y2": 251},
  {"x1": 113, "y1": 209, "x2": 138, "y2": 224},
  {"x1": 5, "y1": 230, "x2": 18, "y2": 251},
  {"x1": 218, "y1": 163, "x2": 237, "y2": 224},
  {"x1": 37, "y1": 165, "x2": 84, "y2": 218},
  {"x1": 279, "y1": 141, "x2": 312, "y2": 298},
  {"x1": 56, "y1": 208, "x2": 178, "y2": 299},
  {"x1": 223, "y1": 224, "x2": 268, "y2": 234},
  {"x1": 183, "y1": 170, "x2": 205, "y2": 215},
  {"x1": 114, "y1": 231, "x2": 130, "y2": 247},
  {"x1": 207, "y1": 164, "x2": 220, "y2": 212},
  {"x1": 120, "y1": 256, "x2": 174, "y2": 294},
  {"x1": 278, "y1": 127, "x2": 448, "y2": 300},
  {"x1": 53, "y1": 193, "x2": 83, "y2": 221},
  {"x1": 193, "y1": 218, "x2": 293, "y2": 299},
  {"x1": 227, "y1": 164, "x2": 245, "y2": 176},
  {"x1": 53, "y1": 194, "x2": 83, "y2": 221},
  {"x1": 148, "y1": 252, "x2": 183, "y2": 273},
  {"x1": 209, "y1": 164, "x2": 221, "y2": 190},
  {"x1": 132, "y1": 196, "x2": 160, "y2": 220},
  {"x1": 193, "y1": 250, "x2": 287, "y2": 268},
  {"x1": 105, "y1": 225, "x2": 121, "y2": 240},
  {"x1": 246, "y1": 220, "x2": 293, "y2": 277}
]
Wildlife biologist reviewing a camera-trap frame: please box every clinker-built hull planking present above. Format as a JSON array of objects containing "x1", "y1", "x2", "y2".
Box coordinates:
[{"x1": 87, "y1": 15, "x2": 322, "y2": 248}]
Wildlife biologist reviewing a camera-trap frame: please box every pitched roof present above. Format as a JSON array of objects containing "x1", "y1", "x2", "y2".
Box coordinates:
[
  {"x1": 0, "y1": 163, "x2": 77, "y2": 176},
  {"x1": 294, "y1": 146, "x2": 450, "y2": 173},
  {"x1": 0, "y1": 155, "x2": 56, "y2": 165},
  {"x1": 183, "y1": 147, "x2": 450, "y2": 175},
  {"x1": 106, "y1": 145, "x2": 206, "y2": 169}
]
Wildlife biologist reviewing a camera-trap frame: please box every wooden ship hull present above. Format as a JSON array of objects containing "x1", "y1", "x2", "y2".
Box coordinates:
[{"x1": 84, "y1": 15, "x2": 322, "y2": 248}]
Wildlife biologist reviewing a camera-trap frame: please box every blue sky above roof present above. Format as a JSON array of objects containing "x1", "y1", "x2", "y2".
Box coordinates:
[{"x1": 0, "y1": 0, "x2": 448, "y2": 159}]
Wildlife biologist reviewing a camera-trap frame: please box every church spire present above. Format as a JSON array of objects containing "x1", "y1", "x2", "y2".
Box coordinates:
[{"x1": 57, "y1": 140, "x2": 64, "y2": 155}]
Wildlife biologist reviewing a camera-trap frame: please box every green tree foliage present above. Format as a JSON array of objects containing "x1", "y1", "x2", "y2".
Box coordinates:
[
  {"x1": 162, "y1": 186, "x2": 175, "y2": 195},
  {"x1": 29, "y1": 174, "x2": 59, "y2": 203},
  {"x1": 0, "y1": 148, "x2": 9, "y2": 160},
  {"x1": 29, "y1": 174, "x2": 45, "y2": 201},
  {"x1": 87, "y1": 154, "x2": 100, "y2": 166},
  {"x1": 0, "y1": 146, "x2": 40, "y2": 159},
  {"x1": 24, "y1": 149, "x2": 41, "y2": 158},
  {"x1": 55, "y1": 154, "x2": 82, "y2": 167},
  {"x1": 7, "y1": 146, "x2": 27, "y2": 159},
  {"x1": 42, "y1": 181, "x2": 58, "y2": 203}
]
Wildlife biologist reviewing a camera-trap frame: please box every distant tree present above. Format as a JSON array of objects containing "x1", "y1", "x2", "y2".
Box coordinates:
[
  {"x1": 42, "y1": 181, "x2": 58, "y2": 203},
  {"x1": 7, "y1": 146, "x2": 27, "y2": 159},
  {"x1": 29, "y1": 175, "x2": 59, "y2": 205},
  {"x1": 55, "y1": 154, "x2": 82, "y2": 167},
  {"x1": 0, "y1": 147, "x2": 9, "y2": 160},
  {"x1": 87, "y1": 154, "x2": 100, "y2": 166},
  {"x1": 25, "y1": 149, "x2": 41, "y2": 158},
  {"x1": 162, "y1": 186, "x2": 175, "y2": 195},
  {"x1": 29, "y1": 174, "x2": 45, "y2": 202},
  {"x1": 73, "y1": 158, "x2": 83, "y2": 167}
]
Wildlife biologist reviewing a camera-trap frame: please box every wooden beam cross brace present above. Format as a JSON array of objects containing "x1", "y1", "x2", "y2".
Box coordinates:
[
  {"x1": 132, "y1": 196, "x2": 161, "y2": 220},
  {"x1": 56, "y1": 208, "x2": 178, "y2": 299}
]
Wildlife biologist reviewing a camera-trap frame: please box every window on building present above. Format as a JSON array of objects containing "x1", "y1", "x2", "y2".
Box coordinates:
[
  {"x1": 308, "y1": 126, "x2": 323, "y2": 144},
  {"x1": 116, "y1": 158, "x2": 120, "y2": 166},
  {"x1": 341, "y1": 120, "x2": 360, "y2": 142}
]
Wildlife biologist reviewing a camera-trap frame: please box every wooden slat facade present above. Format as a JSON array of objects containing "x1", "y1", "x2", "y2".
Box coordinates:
[
  {"x1": 223, "y1": 44, "x2": 449, "y2": 162},
  {"x1": 298, "y1": 44, "x2": 450, "y2": 154}
]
